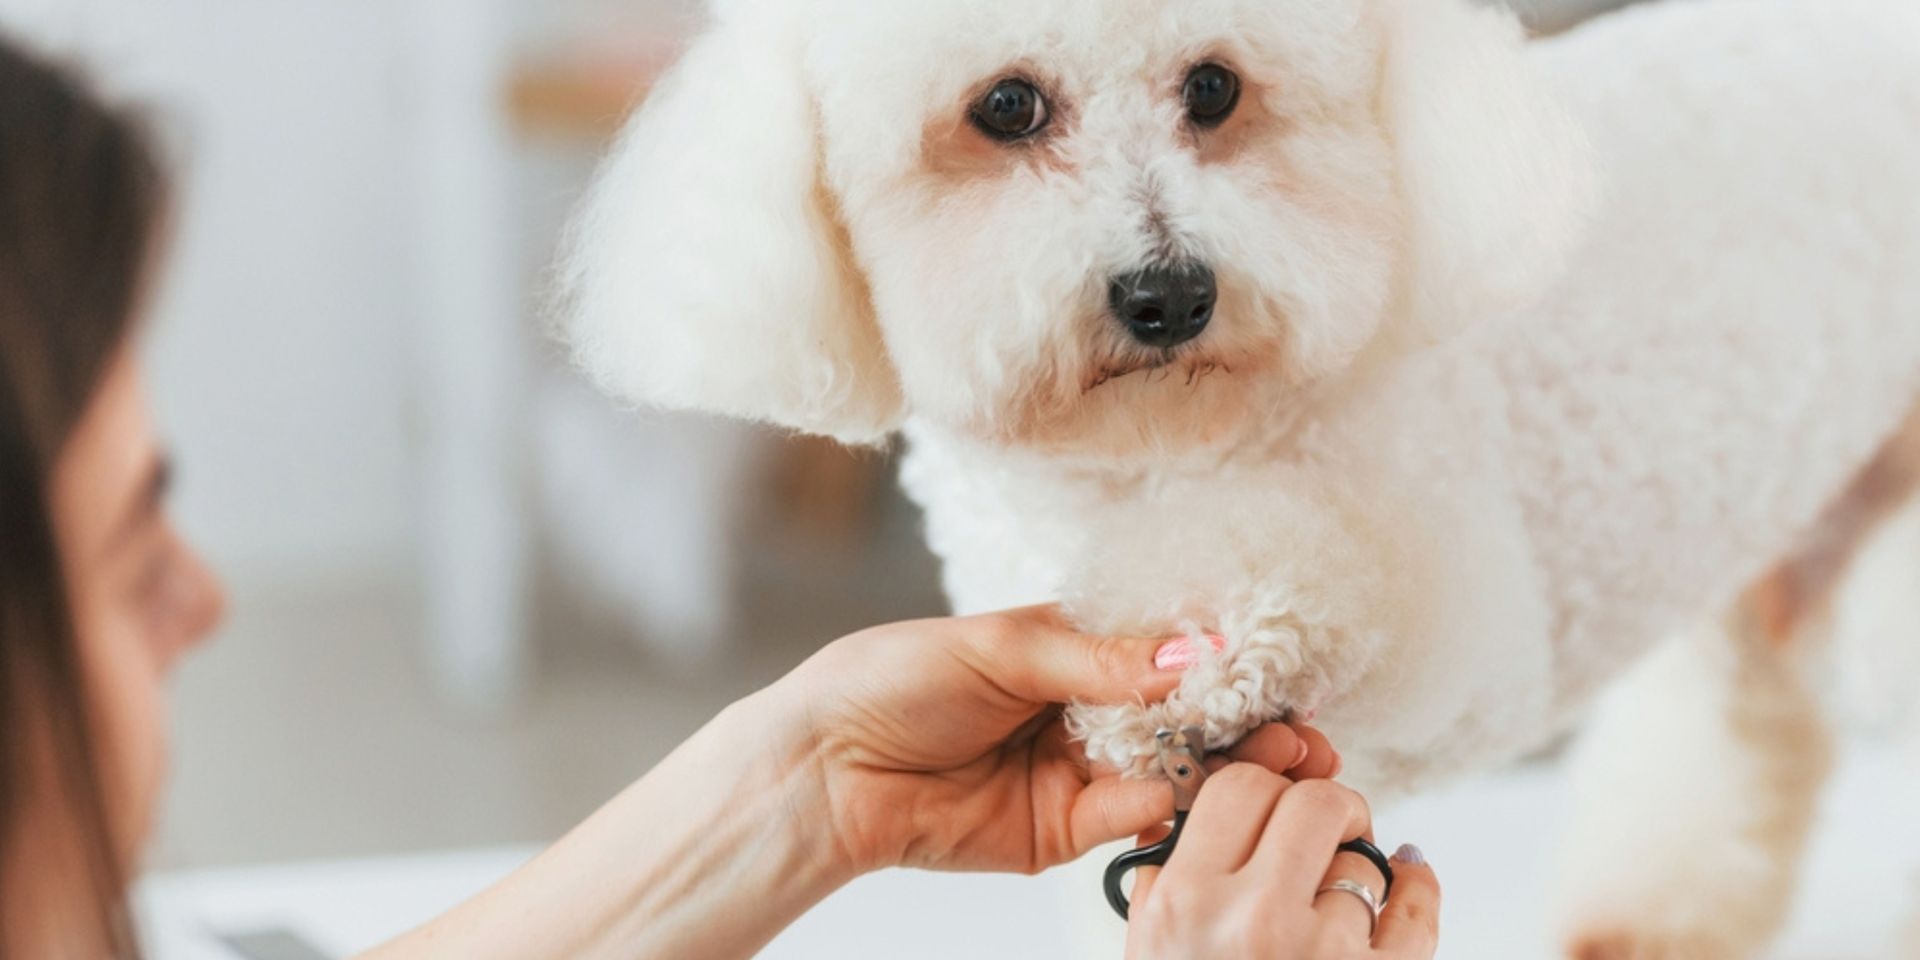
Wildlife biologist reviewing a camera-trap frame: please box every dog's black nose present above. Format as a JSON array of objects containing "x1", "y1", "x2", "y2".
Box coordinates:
[{"x1": 1109, "y1": 263, "x2": 1216, "y2": 349}]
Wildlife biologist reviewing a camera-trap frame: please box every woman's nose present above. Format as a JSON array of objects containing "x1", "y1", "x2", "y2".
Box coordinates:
[{"x1": 169, "y1": 542, "x2": 226, "y2": 664}]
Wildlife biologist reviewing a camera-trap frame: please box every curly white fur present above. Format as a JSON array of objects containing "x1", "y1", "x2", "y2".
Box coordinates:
[{"x1": 563, "y1": 0, "x2": 1920, "y2": 954}]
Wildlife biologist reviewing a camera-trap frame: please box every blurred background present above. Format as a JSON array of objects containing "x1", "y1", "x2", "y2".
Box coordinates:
[
  {"x1": 0, "y1": 0, "x2": 950, "y2": 869},
  {"x1": 0, "y1": 0, "x2": 1912, "y2": 958}
]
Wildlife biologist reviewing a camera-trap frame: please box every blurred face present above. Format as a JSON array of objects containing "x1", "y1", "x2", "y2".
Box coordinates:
[{"x1": 49, "y1": 349, "x2": 224, "y2": 862}]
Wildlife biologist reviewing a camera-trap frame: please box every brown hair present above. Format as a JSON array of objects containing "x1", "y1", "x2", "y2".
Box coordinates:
[{"x1": 0, "y1": 33, "x2": 166, "y2": 957}]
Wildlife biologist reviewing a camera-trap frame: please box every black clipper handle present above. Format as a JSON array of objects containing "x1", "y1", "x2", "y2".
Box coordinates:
[{"x1": 1103, "y1": 810, "x2": 1189, "y2": 919}]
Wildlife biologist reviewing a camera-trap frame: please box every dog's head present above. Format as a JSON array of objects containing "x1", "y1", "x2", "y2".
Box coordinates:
[{"x1": 563, "y1": 0, "x2": 1592, "y2": 457}]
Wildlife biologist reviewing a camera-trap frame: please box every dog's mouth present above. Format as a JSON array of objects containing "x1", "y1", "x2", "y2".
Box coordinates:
[
  {"x1": 993, "y1": 341, "x2": 1270, "y2": 453},
  {"x1": 1082, "y1": 353, "x2": 1234, "y2": 394}
]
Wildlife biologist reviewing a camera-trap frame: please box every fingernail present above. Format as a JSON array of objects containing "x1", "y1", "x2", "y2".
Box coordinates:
[
  {"x1": 1391, "y1": 843, "x2": 1427, "y2": 866},
  {"x1": 1290, "y1": 738, "x2": 1310, "y2": 769},
  {"x1": 1154, "y1": 634, "x2": 1226, "y2": 671}
]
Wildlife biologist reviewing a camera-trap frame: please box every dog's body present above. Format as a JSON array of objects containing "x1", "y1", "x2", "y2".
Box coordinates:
[
  {"x1": 908, "y1": 0, "x2": 1920, "y2": 792},
  {"x1": 565, "y1": 0, "x2": 1920, "y2": 953}
]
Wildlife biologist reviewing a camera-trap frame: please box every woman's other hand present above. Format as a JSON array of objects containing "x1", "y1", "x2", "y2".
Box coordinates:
[{"x1": 1124, "y1": 765, "x2": 1441, "y2": 959}]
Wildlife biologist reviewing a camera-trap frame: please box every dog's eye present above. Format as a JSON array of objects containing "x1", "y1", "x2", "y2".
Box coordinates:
[
  {"x1": 971, "y1": 79, "x2": 1049, "y2": 141},
  {"x1": 1183, "y1": 64, "x2": 1240, "y2": 128}
]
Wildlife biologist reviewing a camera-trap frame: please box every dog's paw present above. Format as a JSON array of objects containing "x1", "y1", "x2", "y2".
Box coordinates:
[
  {"x1": 1068, "y1": 626, "x2": 1314, "y2": 777},
  {"x1": 1068, "y1": 696, "x2": 1281, "y2": 779},
  {"x1": 1066, "y1": 701, "x2": 1188, "y2": 778}
]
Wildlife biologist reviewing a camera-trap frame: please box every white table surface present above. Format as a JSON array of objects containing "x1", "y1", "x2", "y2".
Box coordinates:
[{"x1": 141, "y1": 744, "x2": 1919, "y2": 959}]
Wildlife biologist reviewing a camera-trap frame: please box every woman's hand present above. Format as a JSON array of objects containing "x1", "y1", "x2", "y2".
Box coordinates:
[
  {"x1": 1124, "y1": 764, "x2": 1441, "y2": 959},
  {"x1": 770, "y1": 605, "x2": 1337, "y2": 876},
  {"x1": 366, "y1": 607, "x2": 1344, "y2": 960}
]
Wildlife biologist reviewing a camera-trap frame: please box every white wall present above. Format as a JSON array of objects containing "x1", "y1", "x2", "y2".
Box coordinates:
[
  {"x1": 0, "y1": 0, "x2": 700, "y2": 595},
  {"x1": 0, "y1": 1, "x2": 422, "y2": 586}
]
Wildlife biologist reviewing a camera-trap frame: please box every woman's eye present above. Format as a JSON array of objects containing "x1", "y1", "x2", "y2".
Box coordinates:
[
  {"x1": 971, "y1": 79, "x2": 1049, "y2": 141},
  {"x1": 1183, "y1": 64, "x2": 1241, "y2": 127}
]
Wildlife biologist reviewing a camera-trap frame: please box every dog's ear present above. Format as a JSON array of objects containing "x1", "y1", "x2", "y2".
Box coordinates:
[
  {"x1": 1377, "y1": 0, "x2": 1596, "y2": 337},
  {"x1": 560, "y1": 2, "x2": 904, "y2": 444}
]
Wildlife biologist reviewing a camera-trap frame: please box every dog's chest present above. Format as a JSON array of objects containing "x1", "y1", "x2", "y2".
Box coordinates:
[{"x1": 900, "y1": 361, "x2": 1567, "y2": 789}]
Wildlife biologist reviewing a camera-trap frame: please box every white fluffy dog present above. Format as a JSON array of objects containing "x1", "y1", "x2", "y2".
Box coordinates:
[{"x1": 563, "y1": 0, "x2": 1920, "y2": 954}]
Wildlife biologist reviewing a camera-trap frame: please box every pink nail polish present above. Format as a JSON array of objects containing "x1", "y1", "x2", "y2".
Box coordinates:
[{"x1": 1154, "y1": 634, "x2": 1226, "y2": 670}]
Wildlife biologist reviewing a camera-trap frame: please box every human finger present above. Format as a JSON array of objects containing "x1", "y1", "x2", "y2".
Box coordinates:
[
  {"x1": 1311, "y1": 847, "x2": 1390, "y2": 946},
  {"x1": 1167, "y1": 763, "x2": 1289, "y2": 873},
  {"x1": 1069, "y1": 775, "x2": 1178, "y2": 855},
  {"x1": 1224, "y1": 723, "x2": 1337, "y2": 777},
  {"x1": 1249, "y1": 779, "x2": 1373, "y2": 894},
  {"x1": 1373, "y1": 845, "x2": 1441, "y2": 958},
  {"x1": 1286, "y1": 724, "x2": 1341, "y2": 780},
  {"x1": 953, "y1": 606, "x2": 1182, "y2": 706}
]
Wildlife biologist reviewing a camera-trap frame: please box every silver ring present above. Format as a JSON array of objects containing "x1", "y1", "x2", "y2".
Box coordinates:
[{"x1": 1315, "y1": 879, "x2": 1383, "y2": 939}]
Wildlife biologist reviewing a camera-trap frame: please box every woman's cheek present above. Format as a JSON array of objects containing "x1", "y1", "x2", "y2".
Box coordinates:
[{"x1": 82, "y1": 612, "x2": 173, "y2": 863}]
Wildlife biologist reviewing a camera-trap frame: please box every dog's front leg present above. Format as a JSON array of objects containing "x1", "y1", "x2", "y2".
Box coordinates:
[
  {"x1": 1062, "y1": 444, "x2": 1554, "y2": 789},
  {"x1": 1059, "y1": 478, "x2": 1410, "y2": 779}
]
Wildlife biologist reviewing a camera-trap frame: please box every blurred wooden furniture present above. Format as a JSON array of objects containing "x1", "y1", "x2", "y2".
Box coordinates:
[{"x1": 507, "y1": 48, "x2": 668, "y2": 141}]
